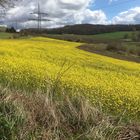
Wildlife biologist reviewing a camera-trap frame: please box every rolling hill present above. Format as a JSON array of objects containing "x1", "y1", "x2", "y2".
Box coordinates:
[
  {"x1": 0, "y1": 37, "x2": 140, "y2": 119},
  {"x1": 21, "y1": 24, "x2": 140, "y2": 35}
]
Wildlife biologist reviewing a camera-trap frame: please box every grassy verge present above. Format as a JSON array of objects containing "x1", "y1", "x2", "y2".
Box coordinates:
[
  {"x1": 0, "y1": 32, "x2": 14, "y2": 39},
  {"x1": 0, "y1": 86, "x2": 140, "y2": 140}
]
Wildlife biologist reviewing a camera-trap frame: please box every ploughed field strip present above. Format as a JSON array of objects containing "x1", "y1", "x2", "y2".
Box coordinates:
[{"x1": 0, "y1": 37, "x2": 140, "y2": 119}]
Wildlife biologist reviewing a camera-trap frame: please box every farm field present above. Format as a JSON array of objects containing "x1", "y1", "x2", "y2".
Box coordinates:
[
  {"x1": 0, "y1": 32, "x2": 14, "y2": 39},
  {"x1": 46, "y1": 31, "x2": 140, "y2": 63},
  {"x1": 0, "y1": 37, "x2": 140, "y2": 120},
  {"x1": 46, "y1": 31, "x2": 133, "y2": 43}
]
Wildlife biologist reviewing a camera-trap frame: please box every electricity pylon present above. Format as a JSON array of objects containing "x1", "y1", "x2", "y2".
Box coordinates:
[{"x1": 29, "y1": 3, "x2": 51, "y2": 30}]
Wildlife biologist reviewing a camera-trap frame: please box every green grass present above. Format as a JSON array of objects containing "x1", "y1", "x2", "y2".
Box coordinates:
[
  {"x1": 92, "y1": 31, "x2": 133, "y2": 40},
  {"x1": 45, "y1": 31, "x2": 134, "y2": 44},
  {"x1": 0, "y1": 32, "x2": 14, "y2": 39}
]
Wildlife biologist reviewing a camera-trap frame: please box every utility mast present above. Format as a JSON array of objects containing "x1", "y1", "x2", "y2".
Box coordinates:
[
  {"x1": 29, "y1": 3, "x2": 51, "y2": 30},
  {"x1": 37, "y1": 3, "x2": 41, "y2": 29}
]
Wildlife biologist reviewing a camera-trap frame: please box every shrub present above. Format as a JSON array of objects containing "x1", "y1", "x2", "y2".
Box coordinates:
[
  {"x1": 13, "y1": 34, "x2": 20, "y2": 39},
  {"x1": 76, "y1": 39, "x2": 81, "y2": 42},
  {"x1": 6, "y1": 27, "x2": 16, "y2": 33},
  {"x1": 123, "y1": 33, "x2": 129, "y2": 39},
  {"x1": 129, "y1": 49, "x2": 136, "y2": 55},
  {"x1": 137, "y1": 48, "x2": 140, "y2": 56},
  {"x1": 137, "y1": 32, "x2": 140, "y2": 42},
  {"x1": 131, "y1": 31, "x2": 140, "y2": 42},
  {"x1": 128, "y1": 48, "x2": 140, "y2": 57},
  {"x1": 106, "y1": 42, "x2": 125, "y2": 52},
  {"x1": 106, "y1": 42, "x2": 118, "y2": 51}
]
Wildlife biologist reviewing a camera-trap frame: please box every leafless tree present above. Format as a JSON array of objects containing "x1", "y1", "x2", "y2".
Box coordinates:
[{"x1": 0, "y1": 0, "x2": 18, "y2": 8}]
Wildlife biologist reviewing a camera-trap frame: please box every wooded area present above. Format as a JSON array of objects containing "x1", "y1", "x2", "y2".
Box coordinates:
[{"x1": 21, "y1": 24, "x2": 140, "y2": 35}]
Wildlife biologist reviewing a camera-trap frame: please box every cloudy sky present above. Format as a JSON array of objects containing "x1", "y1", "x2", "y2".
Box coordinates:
[{"x1": 1, "y1": 0, "x2": 140, "y2": 29}]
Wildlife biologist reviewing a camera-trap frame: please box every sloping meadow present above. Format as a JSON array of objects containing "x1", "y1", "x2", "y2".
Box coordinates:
[{"x1": 0, "y1": 37, "x2": 140, "y2": 119}]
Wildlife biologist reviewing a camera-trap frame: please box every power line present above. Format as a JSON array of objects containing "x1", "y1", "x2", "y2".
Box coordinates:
[
  {"x1": 0, "y1": 3, "x2": 52, "y2": 30},
  {"x1": 29, "y1": 3, "x2": 51, "y2": 30}
]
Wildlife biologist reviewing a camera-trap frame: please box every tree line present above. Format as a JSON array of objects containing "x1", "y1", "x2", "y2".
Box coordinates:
[{"x1": 21, "y1": 24, "x2": 140, "y2": 35}]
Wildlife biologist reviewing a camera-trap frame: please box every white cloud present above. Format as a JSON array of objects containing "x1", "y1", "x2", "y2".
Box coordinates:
[
  {"x1": 2, "y1": 0, "x2": 140, "y2": 29},
  {"x1": 73, "y1": 9, "x2": 107, "y2": 24},
  {"x1": 112, "y1": 7, "x2": 140, "y2": 24},
  {"x1": 2, "y1": 0, "x2": 108, "y2": 29},
  {"x1": 108, "y1": 0, "x2": 119, "y2": 4}
]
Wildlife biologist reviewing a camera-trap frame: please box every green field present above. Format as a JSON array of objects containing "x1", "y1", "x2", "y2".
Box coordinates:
[
  {"x1": 92, "y1": 31, "x2": 133, "y2": 40},
  {"x1": 0, "y1": 32, "x2": 14, "y2": 39},
  {"x1": 46, "y1": 31, "x2": 133, "y2": 43},
  {"x1": 0, "y1": 37, "x2": 140, "y2": 120}
]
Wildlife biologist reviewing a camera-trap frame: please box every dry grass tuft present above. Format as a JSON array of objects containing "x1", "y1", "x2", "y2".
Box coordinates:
[{"x1": 0, "y1": 87, "x2": 140, "y2": 140}]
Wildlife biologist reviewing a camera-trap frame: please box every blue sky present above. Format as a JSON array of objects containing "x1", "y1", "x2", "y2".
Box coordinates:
[{"x1": 91, "y1": 0, "x2": 140, "y2": 20}]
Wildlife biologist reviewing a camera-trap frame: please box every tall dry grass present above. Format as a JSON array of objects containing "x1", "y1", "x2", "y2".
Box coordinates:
[{"x1": 0, "y1": 86, "x2": 140, "y2": 140}]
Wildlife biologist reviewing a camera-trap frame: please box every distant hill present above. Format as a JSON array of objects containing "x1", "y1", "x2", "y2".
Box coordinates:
[{"x1": 21, "y1": 24, "x2": 140, "y2": 35}]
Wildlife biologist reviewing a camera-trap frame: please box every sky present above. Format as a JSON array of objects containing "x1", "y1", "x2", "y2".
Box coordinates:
[{"x1": 1, "y1": 0, "x2": 140, "y2": 29}]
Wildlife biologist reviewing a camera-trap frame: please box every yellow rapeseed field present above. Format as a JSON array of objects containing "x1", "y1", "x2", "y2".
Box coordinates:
[{"x1": 0, "y1": 37, "x2": 140, "y2": 118}]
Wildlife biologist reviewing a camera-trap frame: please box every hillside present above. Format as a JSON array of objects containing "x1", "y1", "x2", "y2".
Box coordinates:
[
  {"x1": 0, "y1": 37, "x2": 140, "y2": 139},
  {"x1": 21, "y1": 24, "x2": 140, "y2": 35},
  {"x1": 0, "y1": 37, "x2": 140, "y2": 118}
]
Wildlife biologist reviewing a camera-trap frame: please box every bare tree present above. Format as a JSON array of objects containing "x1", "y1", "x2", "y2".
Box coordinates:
[{"x1": 0, "y1": 0, "x2": 18, "y2": 8}]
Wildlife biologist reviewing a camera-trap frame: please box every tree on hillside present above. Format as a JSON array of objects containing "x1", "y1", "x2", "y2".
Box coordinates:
[
  {"x1": 6, "y1": 26, "x2": 16, "y2": 33},
  {"x1": 123, "y1": 33, "x2": 129, "y2": 39},
  {"x1": 137, "y1": 32, "x2": 140, "y2": 42}
]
